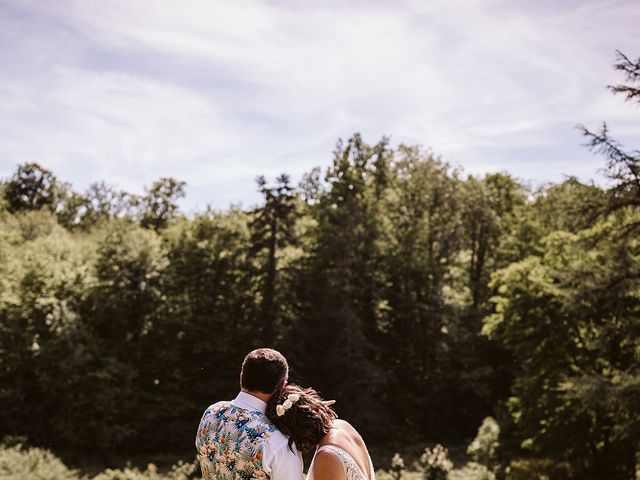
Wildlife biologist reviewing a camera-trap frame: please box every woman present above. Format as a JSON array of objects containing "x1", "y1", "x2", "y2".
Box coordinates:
[{"x1": 266, "y1": 384, "x2": 375, "y2": 480}]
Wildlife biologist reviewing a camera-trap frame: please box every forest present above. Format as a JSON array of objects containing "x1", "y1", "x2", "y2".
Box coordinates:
[{"x1": 0, "y1": 53, "x2": 638, "y2": 480}]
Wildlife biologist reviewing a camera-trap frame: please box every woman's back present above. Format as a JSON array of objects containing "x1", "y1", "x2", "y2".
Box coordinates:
[{"x1": 308, "y1": 420, "x2": 375, "y2": 480}]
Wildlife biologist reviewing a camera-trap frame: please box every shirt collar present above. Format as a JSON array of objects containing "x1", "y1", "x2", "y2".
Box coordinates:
[{"x1": 232, "y1": 391, "x2": 268, "y2": 414}]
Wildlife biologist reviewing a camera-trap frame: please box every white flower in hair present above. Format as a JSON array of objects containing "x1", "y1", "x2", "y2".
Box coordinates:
[
  {"x1": 276, "y1": 391, "x2": 301, "y2": 416},
  {"x1": 287, "y1": 393, "x2": 300, "y2": 403}
]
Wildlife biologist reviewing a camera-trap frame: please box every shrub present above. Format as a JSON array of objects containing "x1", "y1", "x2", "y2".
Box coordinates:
[
  {"x1": 466, "y1": 417, "x2": 499, "y2": 469},
  {"x1": 419, "y1": 444, "x2": 453, "y2": 480},
  {"x1": 0, "y1": 444, "x2": 78, "y2": 480},
  {"x1": 0, "y1": 443, "x2": 198, "y2": 480},
  {"x1": 506, "y1": 458, "x2": 573, "y2": 480},
  {"x1": 92, "y1": 461, "x2": 197, "y2": 480},
  {"x1": 390, "y1": 453, "x2": 406, "y2": 480},
  {"x1": 1, "y1": 435, "x2": 29, "y2": 447},
  {"x1": 376, "y1": 470, "x2": 422, "y2": 480},
  {"x1": 449, "y1": 462, "x2": 495, "y2": 480}
]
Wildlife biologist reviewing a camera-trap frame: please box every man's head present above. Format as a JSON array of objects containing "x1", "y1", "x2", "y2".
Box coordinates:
[{"x1": 240, "y1": 348, "x2": 289, "y2": 396}]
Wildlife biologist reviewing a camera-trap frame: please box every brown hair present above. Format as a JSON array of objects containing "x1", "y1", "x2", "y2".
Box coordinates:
[
  {"x1": 240, "y1": 348, "x2": 289, "y2": 394},
  {"x1": 266, "y1": 384, "x2": 337, "y2": 453}
]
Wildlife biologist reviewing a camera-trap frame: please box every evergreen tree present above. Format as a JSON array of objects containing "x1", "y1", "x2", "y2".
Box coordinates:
[
  {"x1": 292, "y1": 134, "x2": 390, "y2": 439},
  {"x1": 486, "y1": 51, "x2": 640, "y2": 479},
  {"x1": 249, "y1": 174, "x2": 299, "y2": 345}
]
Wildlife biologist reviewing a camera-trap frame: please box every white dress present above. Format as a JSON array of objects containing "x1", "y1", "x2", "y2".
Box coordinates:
[{"x1": 307, "y1": 444, "x2": 375, "y2": 480}]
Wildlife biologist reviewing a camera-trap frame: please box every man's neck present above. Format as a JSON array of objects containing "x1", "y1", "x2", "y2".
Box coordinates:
[{"x1": 241, "y1": 388, "x2": 271, "y2": 404}]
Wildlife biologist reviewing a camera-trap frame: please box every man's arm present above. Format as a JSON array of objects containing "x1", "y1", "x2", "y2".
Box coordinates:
[
  {"x1": 195, "y1": 407, "x2": 216, "y2": 479},
  {"x1": 269, "y1": 442, "x2": 304, "y2": 480}
]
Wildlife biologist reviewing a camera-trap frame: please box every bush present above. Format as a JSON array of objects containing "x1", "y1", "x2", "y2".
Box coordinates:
[
  {"x1": 466, "y1": 417, "x2": 499, "y2": 469},
  {"x1": 0, "y1": 444, "x2": 78, "y2": 480},
  {"x1": 506, "y1": 458, "x2": 573, "y2": 480},
  {"x1": 419, "y1": 444, "x2": 453, "y2": 480},
  {"x1": 92, "y1": 461, "x2": 196, "y2": 480},
  {"x1": 389, "y1": 453, "x2": 406, "y2": 480},
  {"x1": 1, "y1": 435, "x2": 29, "y2": 447},
  {"x1": 449, "y1": 462, "x2": 495, "y2": 480},
  {"x1": 0, "y1": 444, "x2": 197, "y2": 480},
  {"x1": 376, "y1": 470, "x2": 422, "y2": 480}
]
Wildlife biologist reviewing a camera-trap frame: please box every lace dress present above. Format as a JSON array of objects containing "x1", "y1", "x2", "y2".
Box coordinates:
[{"x1": 307, "y1": 444, "x2": 375, "y2": 480}]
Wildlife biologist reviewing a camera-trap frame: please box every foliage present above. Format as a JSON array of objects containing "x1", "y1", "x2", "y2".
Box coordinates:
[
  {"x1": 139, "y1": 178, "x2": 186, "y2": 231},
  {"x1": 376, "y1": 471, "x2": 422, "y2": 480},
  {"x1": 92, "y1": 461, "x2": 197, "y2": 480},
  {"x1": 419, "y1": 444, "x2": 453, "y2": 480},
  {"x1": 390, "y1": 452, "x2": 406, "y2": 480},
  {"x1": 448, "y1": 463, "x2": 495, "y2": 480},
  {"x1": 0, "y1": 51, "x2": 638, "y2": 478},
  {"x1": 0, "y1": 444, "x2": 197, "y2": 480},
  {"x1": 485, "y1": 50, "x2": 640, "y2": 479},
  {"x1": 3, "y1": 163, "x2": 63, "y2": 214},
  {"x1": 0, "y1": 444, "x2": 77, "y2": 480},
  {"x1": 466, "y1": 417, "x2": 499, "y2": 470},
  {"x1": 505, "y1": 458, "x2": 573, "y2": 480},
  {"x1": 249, "y1": 174, "x2": 299, "y2": 344}
]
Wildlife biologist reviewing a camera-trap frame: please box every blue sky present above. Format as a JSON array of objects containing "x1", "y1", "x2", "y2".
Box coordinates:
[{"x1": 1, "y1": 0, "x2": 638, "y2": 210}]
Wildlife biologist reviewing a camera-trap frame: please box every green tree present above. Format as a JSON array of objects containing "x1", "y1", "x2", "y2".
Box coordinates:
[
  {"x1": 580, "y1": 50, "x2": 640, "y2": 235},
  {"x1": 462, "y1": 174, "x2": 526, "y2": 311},
  {"x1": 70, "y1": 222, "x2": 167, "y2": 452},
  {"x1": 249, "y1": 174, "x2": 299, "y2": 345},
  {"x1": 140, "y1": 178, "x2": 186, "y2": 231},
  {"x1": 292, "y1": 134, "x2": 390, "y2": 437},
  {"x1": 483, "y1": 52, "x2": 640, "y2": 479},
  {"x1": 159, "y1": 209, "x2": 257, "y2": 450},
  {"x1": 3, "y1": 163, "x2": 62, "y2": 214},
  {"x1": 80, "y1": 181, "x2": 138, "y2": 227},
  {"x1": 0, "y1": 215, "x2": 93, "y2": 449},
  {"x1": 381, "y1": 146, "x2": 466, "y2": 441}
]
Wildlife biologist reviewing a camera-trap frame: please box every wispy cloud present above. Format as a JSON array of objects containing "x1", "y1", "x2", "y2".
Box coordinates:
[{"x1": 0, "y1": 0, "x2": 638, "y2": 208}]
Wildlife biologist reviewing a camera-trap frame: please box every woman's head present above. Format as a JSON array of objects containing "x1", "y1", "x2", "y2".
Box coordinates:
[{"x1": 266, "y1": 384, "x2": 337, "y2": 453}]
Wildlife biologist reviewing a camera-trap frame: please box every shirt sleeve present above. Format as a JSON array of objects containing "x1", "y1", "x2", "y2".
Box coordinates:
[
  {"x1": 195, "y1": 407, "x2": 215, "y2": 479},
  {"x1": 268, "y1": 441, "x2": 304, "y2": 480}
]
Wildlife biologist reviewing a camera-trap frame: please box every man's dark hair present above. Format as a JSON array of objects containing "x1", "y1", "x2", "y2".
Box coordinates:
[{"x1": 240, "y1": 348, "x2": 289, "y2": 394}]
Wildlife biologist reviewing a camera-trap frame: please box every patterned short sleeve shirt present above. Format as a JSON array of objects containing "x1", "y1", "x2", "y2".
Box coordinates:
[{"x1": 196, "y1": 392, "x2": 302, "y2": 480}]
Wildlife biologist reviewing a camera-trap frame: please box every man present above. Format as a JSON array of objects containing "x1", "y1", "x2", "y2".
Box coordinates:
[{"x1": 196, "y1": 348, "x2": 304, "y2": 479}]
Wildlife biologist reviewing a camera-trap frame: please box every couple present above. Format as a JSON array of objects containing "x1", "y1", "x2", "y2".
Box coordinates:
[{"x1": 195, "y1": 348, "x2": 375, "y2": 480}]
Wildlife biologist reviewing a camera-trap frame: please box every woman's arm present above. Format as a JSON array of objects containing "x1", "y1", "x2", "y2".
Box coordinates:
[{"x1": 312, "y1": 450, "x2": 344, "y2": 480}]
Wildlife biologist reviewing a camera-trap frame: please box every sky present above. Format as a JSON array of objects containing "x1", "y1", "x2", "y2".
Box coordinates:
[{"x1": 1, "y1": 0, "x2": 639, "y2": 211}]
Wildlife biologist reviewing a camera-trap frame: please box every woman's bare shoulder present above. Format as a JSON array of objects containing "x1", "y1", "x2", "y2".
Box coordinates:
[
  {"x1": 333, "y1": 419, "x2": 365, "y2": 446},
  {"x1": 312, "y1": 448, "x2": 344, "y2": 480}
]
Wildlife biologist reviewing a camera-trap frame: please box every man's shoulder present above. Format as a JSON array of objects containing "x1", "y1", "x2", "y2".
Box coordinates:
[
  {"x1": 199, "y1": 401, "x2": 280, "y2": 437},
  {"x1": 199, "y1": 401, "x2": 232, "y2": 421},
  {"x1": 264, "y1": 425, "x2": 289, "y2": 450}
]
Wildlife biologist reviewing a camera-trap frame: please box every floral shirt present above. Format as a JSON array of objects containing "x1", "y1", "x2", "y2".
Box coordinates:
[{"x1": 196, "y1": 392, "x2": 303, "y2": 480}]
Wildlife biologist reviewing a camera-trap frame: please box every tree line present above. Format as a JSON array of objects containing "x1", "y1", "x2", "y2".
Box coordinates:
[{"x1": 0, "y1": 52, "x2": 638, "y2": 479}]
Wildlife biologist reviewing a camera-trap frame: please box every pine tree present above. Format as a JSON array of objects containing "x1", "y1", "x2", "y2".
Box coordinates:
[{"x1": 249, "y1": 174, "x2": 299, "y2": 345}]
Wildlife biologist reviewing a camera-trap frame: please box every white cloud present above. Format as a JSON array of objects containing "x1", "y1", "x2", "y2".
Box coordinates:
[
  {"x1": 0, "y1": 0, "x2": 639, "y2": 208},
  {"x1": 0, "y1": 65, "x2": 245, "y2": 193}
]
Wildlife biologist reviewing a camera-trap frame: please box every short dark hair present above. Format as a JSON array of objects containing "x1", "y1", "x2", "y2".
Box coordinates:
[
  {"x1": 240, "y1": 348, "x2": 289, "y2": 394},
  {"x1": 266, "y1": 384, "x2": 337, "y2": 453}
]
